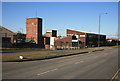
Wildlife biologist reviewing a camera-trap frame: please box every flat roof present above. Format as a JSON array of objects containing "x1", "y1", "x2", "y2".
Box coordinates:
[
  {"x1": 46, "y1": 30, "x2": 57, "y2": 32},
  {"x1": 67, "y1": 29, "x2": 106, "y2": 36},
  {"x1": 27, "y1": 17, "x2": 42, "y2": 19}
]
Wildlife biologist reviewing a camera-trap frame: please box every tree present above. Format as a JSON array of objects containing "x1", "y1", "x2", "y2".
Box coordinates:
[{"x1": 13, "y1": 32, "x2": 26, "y2": 43}]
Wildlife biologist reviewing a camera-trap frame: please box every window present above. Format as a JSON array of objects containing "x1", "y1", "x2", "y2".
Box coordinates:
[
  {"x1": 66, "y1": 42, "x2": 69, "y2": 44},
  {"x1": 61, "y1": 41, "x2": 64, "y2": 45}
]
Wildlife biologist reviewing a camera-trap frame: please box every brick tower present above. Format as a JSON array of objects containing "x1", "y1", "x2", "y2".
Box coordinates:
[{"x1": 26, "y1": 18, "x2": 42, "y2": 45}]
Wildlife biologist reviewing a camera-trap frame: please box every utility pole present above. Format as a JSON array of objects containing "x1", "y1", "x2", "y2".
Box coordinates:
[
  {"x1": 98, "y1": 13, "x2": 107, "y2": 47},
  {"x1": 98, "y1": 15, "x2": 101, "y2": 47}
]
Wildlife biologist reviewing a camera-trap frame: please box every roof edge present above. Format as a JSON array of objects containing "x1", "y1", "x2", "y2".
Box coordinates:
[
  {"x1": 0, "y1": 25, "x2": 16, "y2": 34},
  {"x1": 67, "y1": 29, "x2": 106, "y2": 35}
]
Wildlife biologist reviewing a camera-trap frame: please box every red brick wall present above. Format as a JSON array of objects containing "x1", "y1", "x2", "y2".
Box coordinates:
[
  {"x1": 26, "y1": 18, "x2": 42, "y2": 44},
  {"x1": 45, "y1": 45, "x2": 50, "y2": 49},
  {"x1": 66, "y1": 29, "x2": 86, "y2": 47},
  {"x1": 79, "y1": 37, "x2": 86, "y2": 46},
  {"x1": 44, "y1": 38, "x2": 46, "y2": 45},
  {"x1": 55, "y1": 36, "x2": 72, "y2": 48}
]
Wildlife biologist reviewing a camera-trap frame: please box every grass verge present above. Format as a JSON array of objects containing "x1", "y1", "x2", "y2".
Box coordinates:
[{"x1": 2, "y1": 47, "x2": 105, "y2": 62}]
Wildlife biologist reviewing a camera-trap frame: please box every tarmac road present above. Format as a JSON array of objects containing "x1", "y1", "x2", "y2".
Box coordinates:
[{"x1": 2, "y1": 47, "x2": 118, "y2": 79}]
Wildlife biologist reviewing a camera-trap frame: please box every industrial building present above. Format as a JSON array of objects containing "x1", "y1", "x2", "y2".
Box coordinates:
[
  {"x1": 0, "y1": 17, "x2": 109, "y2": 49},
  {"x1": 107, "y1": 38, "x2": 120, "y2": 46},
  {"x1": 25, "y1": 18, "x2": 58, "y2": 49},
  {"x1": 43, "y1": 30, "x2": 58, "y2": 50},
  {"x1": 43, "y1": 28, "x2": 107, "y2": 49},
  {"x1": 55, "y1": 35, "x2": 83, "y2": 49},
  {"x1": 46, "y1": 30, "x2": 57, "y2": 37},
  {"x1": 54, "y1": 29, "x2": 107, "y2": 49},
  {"x1": 26, "y1": 18, "x2": 43, "y2": 45},
  {"x1": 0, "y1": 25, "x2": 16, "y2": 48},
  {"x1": 66, "y1": 29, "x2": 106, "y2": 47}
]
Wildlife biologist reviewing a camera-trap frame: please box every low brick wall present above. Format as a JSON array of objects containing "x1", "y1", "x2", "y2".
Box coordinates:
[{"x1": 45, "y1": 45, "x2": 50, "y2": 49}]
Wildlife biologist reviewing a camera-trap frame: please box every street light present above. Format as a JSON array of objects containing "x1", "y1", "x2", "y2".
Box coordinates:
[{"x1": 98, "y1": 12, "x2": 108, "y2": 47}]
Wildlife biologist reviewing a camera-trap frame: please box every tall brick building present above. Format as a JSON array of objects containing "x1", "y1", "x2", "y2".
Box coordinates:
[{"x1": 26, "y1": 18, "x2": 42, "y2": 45}]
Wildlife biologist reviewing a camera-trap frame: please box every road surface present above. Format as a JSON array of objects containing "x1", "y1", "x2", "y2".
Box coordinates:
[{"x1": 2, "y1": 47, "x2": 118, "y2": 79}]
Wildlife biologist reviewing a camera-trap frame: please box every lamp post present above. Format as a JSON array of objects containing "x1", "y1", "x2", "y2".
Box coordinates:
[{"x1": 98, "y1": 12, "x2": 107, "y2": 47}]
